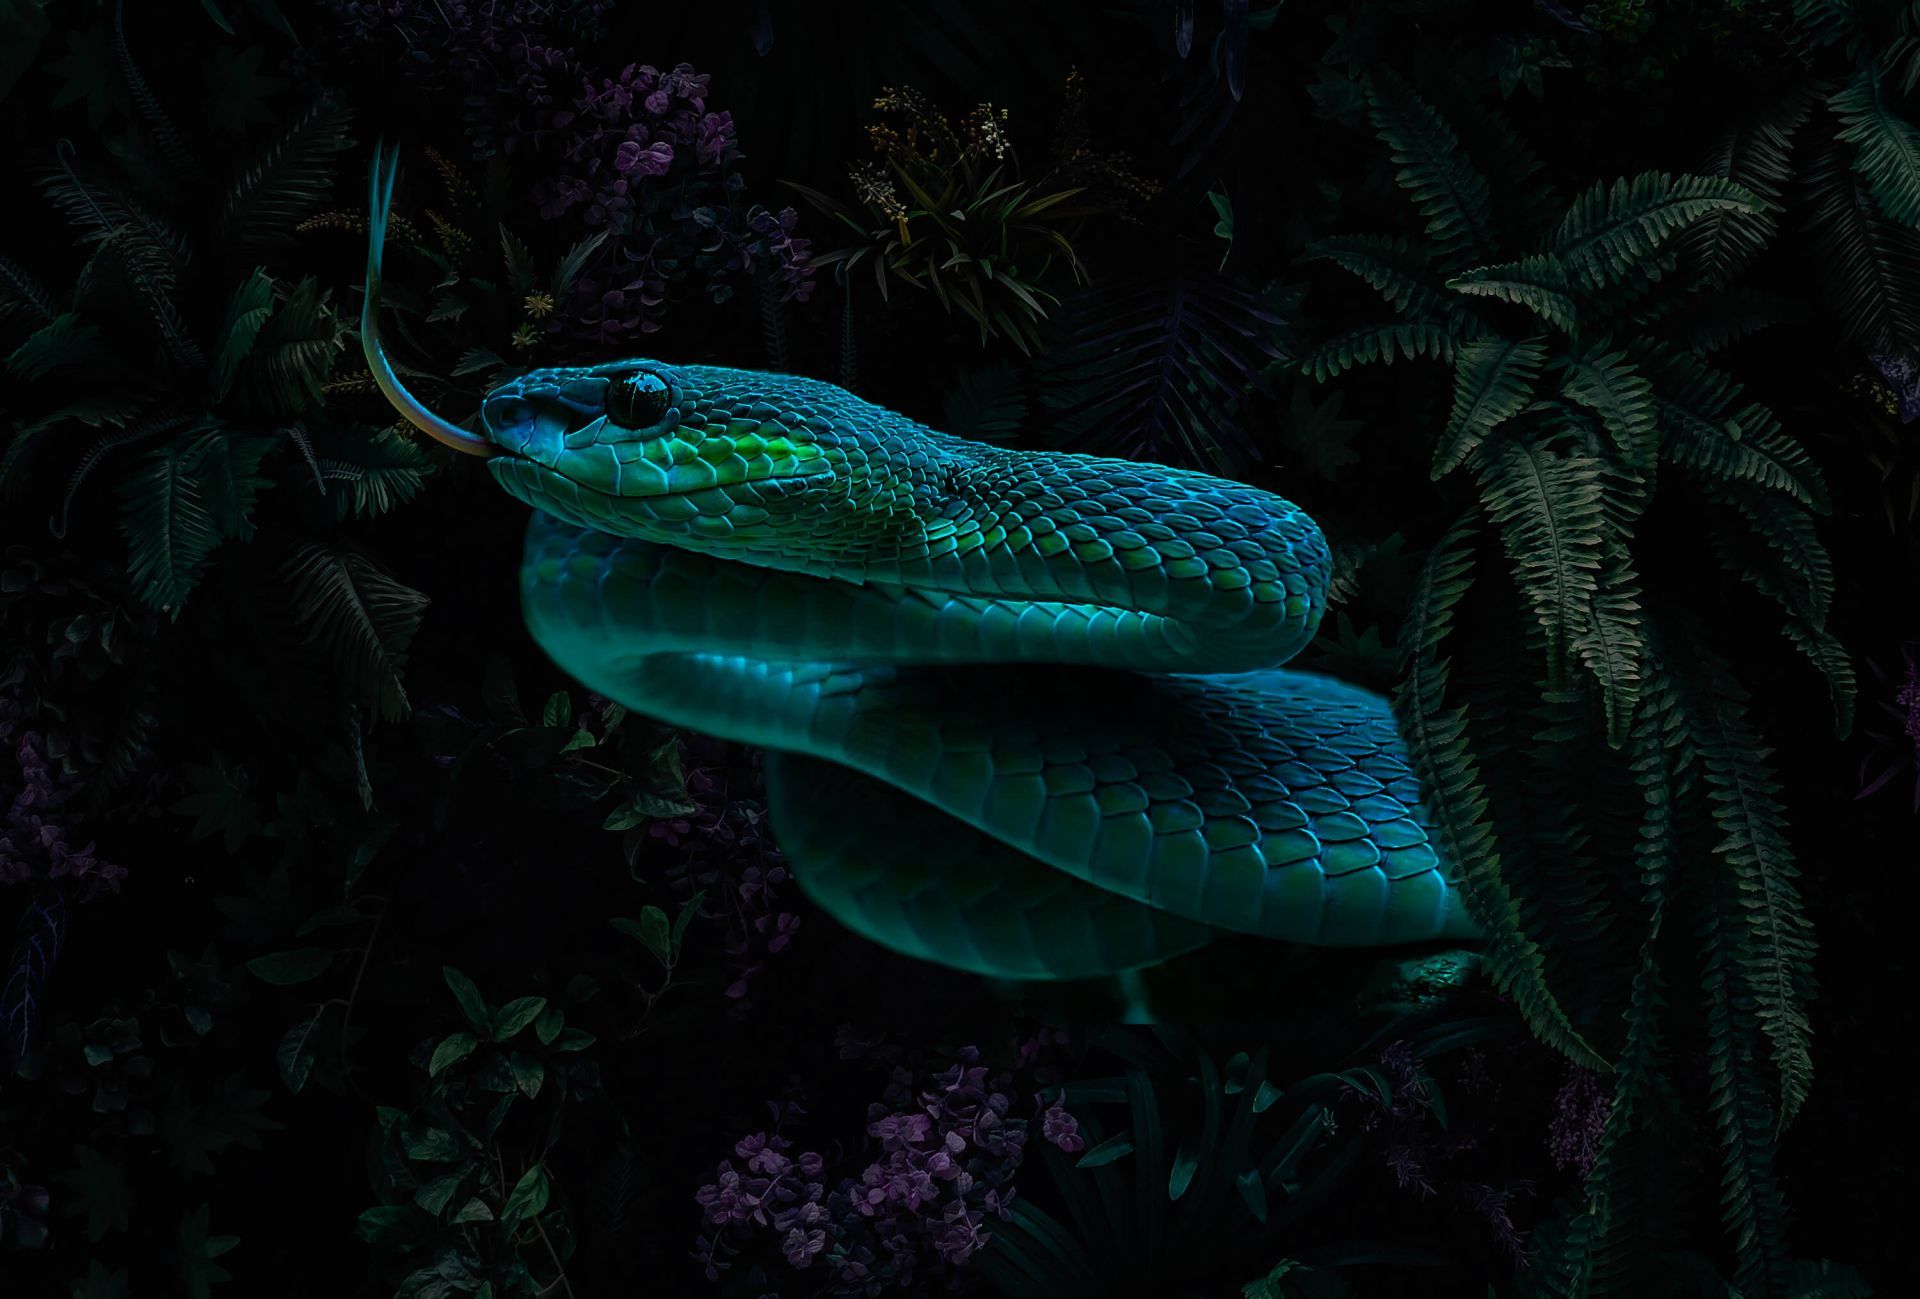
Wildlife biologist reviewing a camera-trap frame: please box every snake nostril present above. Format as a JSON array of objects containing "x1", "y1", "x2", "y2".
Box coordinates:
[{"x1": 482, "y1": 396, "x2": 534, "y2": 443}]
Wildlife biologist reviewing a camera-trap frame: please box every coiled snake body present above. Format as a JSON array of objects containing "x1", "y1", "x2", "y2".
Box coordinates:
[{"x1": 364, "y1": 146, "x2": 1480, "y2": 980}]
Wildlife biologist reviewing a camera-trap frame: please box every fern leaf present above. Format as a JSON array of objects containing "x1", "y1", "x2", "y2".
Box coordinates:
[
  {"x1": 1365, "y1": 75, "x2": 1499, "y2": 265},
  {"x1": 1475, "y1": 437, "x2": 1610, "y2": 668},
  {"x1": 1574, "y1": 536, "x2": 1646, "y2": 750},
  {"x1": 944, "y1": 362, "x2": 1028, "y2": 442},
  {"x1": 1298, "y1": 321, "x2": 1453, "y2": 382},
  {"x1": 1304, "y1": 232, "x2": 1458, "y2": 319},
  {"x1": 322, "y1": 427, "x2": 436, "y2": 520},
  {"x1": 1393, "y1": 516, "x2": 1607, "y2": 1070},
  {"x1": 1433, "y1": 336, "x2": 1547, "y2": 478},
  {"x1": 185, "y1": 427, "x2": 273, "y2": 542},
  {"x1": 280, "y1": 541, "x2": 430, "y2": 721},
  {"x1": 1557, "y1": 344, "x2": 1658, "y2": 470},
  {"x1": 115, "y1": 0, "x2": 202, "y2": 184},
  {"x1": 1683, "y1": 90, "x2": 1815, "y2": 286},
  {"x1": 0, "y1": 254, "x2": 59, "y2": 327},
  {"x1": 209, "y1": 269, "x2": 277, "y2": 402},
  {"x1": 1552, "y1": 173, "x2": 1758, "y2": 291},
  {"x1": 242, "y1": 277, "x2": 336, "y2": 416},
  {"x1": 3, "y1": 313, "x2": 106, "y2": 382},
  {"x1": 1712, "y1": 483, "x2": 1836, "y2": 627},
  {"x1": 1681, "y1": 643, "x2": 1818, "y2": 1132},
  {"x1": 220, "y1": 98, "x2": 354, "y2": 253},
  {"x1": 119, "y1": 433, "x2": 226, "y2": 616},
  {"x1": 1781, "y1": 617, "x2": 1857, "y2": 738},
  {"x1": 1036, "y1": 269, "x2": 1288, "y2": 468},
  {"x1": 1802, "y1": 141, "x2": 1920, "y2": 352},
  {"x1": 1831, "y1": 65, "x2": 1920, "y2": 228},
  {"x1": 1446, "y1": 255, "x2": 1580, "y2": 332}
]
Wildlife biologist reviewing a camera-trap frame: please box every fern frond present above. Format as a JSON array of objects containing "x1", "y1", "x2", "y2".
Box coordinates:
[
  {"x1": 1365, "y1": 76, "x2": 1499, "y2": 266},
  {"x1": 1304, "y1": 232, "x2": 1458, "y2": 319},
  {"x1": 944, "y1": 362, "x2": 1028, "y2": 441},
  {"x1": 280, "y1": 541, "x2": 430, "y2": 721},
  {"x1": 1393, "y1": 516, "x2": 1607, "y2": 1069},
  {"x1": 210, "y1": 269, "x2": 277, "y2": 403},
  {"x1": 322, "y1": 427, "x2": 437, "y2": 520},
  {"x1": 3, "y1": 313, "x2": 107, "y2": 382},
  {"x1": 1475, "y1": 437, "x2": 1610, "y2": 668},
  {"x1": 1711, "y1": 482, "x2": 1837, "y2": 626},
  {"x1": 241, "y1": 277, "x2": 337, "y2": 415},
  {"x1": 1433, "y1": 336, "x2": 1547, "y2": 478},
  {"x1": 0, "y1": 255, "x2": 59, "y2": 327},
  {"x1": 1556, "y1": 344, "x2": 1658, "y2": 470},
  {"x1": 114, "y1": 0, "x2": 202, "y2": 184},
  {"x1": 1802, "y1": 141, "x2": 1920, "y2": 352},
  {"x1": 221, "y1": 98, "x2": 355, "y2": 253},
  {"x1": 118, "y1": 431, "x2": 226, "y2": 617},
  {"x1": 1680, "y1": 642, "x2": 1818, "y2": 1132},
  {"x1": 1831, "y1": 64, "x2": 1920, "y2": 227},
  {"x1": 1552, "y1": 173, "x2": 1758, "y2": 291},
  {"x1": 1781, "y1": 617, "x2": 1857, "y2": 738},
  {"x1": 1298, "y1": 321, "x2": 1453, "y2": 382},
  {"x1": 1446, "y1": 255, "x2": 1580, "y2": 333},
  {"x1": 1684, "y1": 90, "x2": 1815, "y2": 286}
]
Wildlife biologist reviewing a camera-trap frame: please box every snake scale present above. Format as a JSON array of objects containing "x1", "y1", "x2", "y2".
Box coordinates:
[{"x1": 363, "y1": 145, "x2": 1481, "y2": 981}]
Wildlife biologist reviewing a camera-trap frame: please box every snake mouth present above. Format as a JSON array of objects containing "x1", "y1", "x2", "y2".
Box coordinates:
[{"x1": 490, "y1": 453, "x2": 830, "y2": 536}]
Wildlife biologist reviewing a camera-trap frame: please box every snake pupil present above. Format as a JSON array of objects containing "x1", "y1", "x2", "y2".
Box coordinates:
[{"x1": 608, "y1": 370, "x2": 671, "y2": 427}]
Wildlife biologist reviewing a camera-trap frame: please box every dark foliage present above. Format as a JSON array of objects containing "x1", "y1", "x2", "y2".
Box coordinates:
[{"x1": 0, "y1": 2, "x2": 1907, "y2": 1296}]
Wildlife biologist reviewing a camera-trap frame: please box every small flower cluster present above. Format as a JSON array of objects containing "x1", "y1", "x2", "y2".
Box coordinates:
[
  {"x1": 694, "y1": 1046, "x2": 1083, "y2": 1295},
  {"x1": 514, "y1": 59, "x2": 815, "y2": 342},
  {"x1": 1547, "y1": 1065, "x2": 1612, "y2": 1178},
  {"x1": 0, "y1": 691, "x2": 123, "y2": 896},
  {"x1": 648, "y1": 738, "x2": 799, "y2": 1007}
]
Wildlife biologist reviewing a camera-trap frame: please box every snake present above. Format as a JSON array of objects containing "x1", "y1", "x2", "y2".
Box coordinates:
[{"x1": 361, "y1": 145, "x2": 1481, "y2": 981}]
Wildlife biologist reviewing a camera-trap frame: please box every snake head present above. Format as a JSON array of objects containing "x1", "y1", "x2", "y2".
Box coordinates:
[{"x1": 479, "y1": 360, "x2": 930, "y2": 562}]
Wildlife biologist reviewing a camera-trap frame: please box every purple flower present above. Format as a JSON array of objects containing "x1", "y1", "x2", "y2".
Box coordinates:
[
  {"x1": 1547, "y1": 1066, "x2": 1611, "y2": 1178},
  {"x1": 1040, "y1": 1099, "x2": 1084, "y2": 1153}
]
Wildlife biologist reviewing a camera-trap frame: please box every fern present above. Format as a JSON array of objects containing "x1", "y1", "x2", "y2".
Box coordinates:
[
  {"x1": 209, "y1": 269, "x2": 277, "y2": 402},
  {"x1": 1445, "y1": 255, "x2": 1580, "y2": 333},
  {"x1": 1366, "y1": 75, "x2": 1498, "y2": 264},
  {"x1": 280, "y1": 542, "x2": 430, "y2": 722},
  {"x1": 220, "y1": 98, "x2": 354, "y2": 253},
  {"x1": 1393, "y1": 518, "x2": 1606, "y2": 1069},
  {"x1": 118, "y1": 433, "x2": 227, "y2": 617},
  {"x1": 1683, "y1": 90, "x2": 1815, "y2": 287},
  {"x1": 1304, "y1": 232, "x2": 1457, "y2": 319},
  {"x1": 321, "y1": 427, "x2": 436, "y2": 521},
  {"x1": 944, "y1": 362, "x2": 1028, "y2": 441},
  {"x1": 241, "y1": 277, "x2": 337, "y2": 416},
  {"x1": 1552, "y1": 173, "x2": 1758, "y2": 291},
  {"x1": 1802, "y1": 141, "x2": 1920, "y2": 352},
  {"x1": 1475, "y1": 437, "x2": 1611, "y2": 672},
  {"x1": 1830, "y1": 64, "x2": 1920, "y2": 227},
  {"x1": 1297, "y1": 321, "x2": 1454, "y2": 382},
  {"x1": 4, "y1": 313, "x2": 107, "y2": 382},
  {"x1": 1433, "y1": 336, "x2": 1547, "y2": 478},
  {"x1": 1555, "y1": 344, "x2": 1658, "y2": 470}
]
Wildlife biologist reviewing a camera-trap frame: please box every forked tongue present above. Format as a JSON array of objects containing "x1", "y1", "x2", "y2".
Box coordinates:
[{"x1": 362, "y1": 141, "x2": 496, "y2": 458}]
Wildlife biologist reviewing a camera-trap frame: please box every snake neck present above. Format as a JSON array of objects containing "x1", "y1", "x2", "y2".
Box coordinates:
[{"x1": 849, "y1": 429, "x2": 1332, "y2": 670}]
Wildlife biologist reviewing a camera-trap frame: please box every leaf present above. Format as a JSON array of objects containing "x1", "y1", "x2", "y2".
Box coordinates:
[
  {"x1": 1557, "y1": 344, "x2": 1657, "y2": 469},
  {"x1": 1433, "y1": 337, "x2": 1547, "y2": 478},
  {"x1": 120, "y1": 437, "x2": 226, "y2": 617},
  {"x1": 491, "y1": 997, "x2": 548, "y2": 1042},
  {"x1": 1803, "y1": 142, "x2": 1920, "y2": 353},
  {"x1": 1551, "y1": 172, "x2": 1757, "y2": 290},
  {"x1": 443, "y1": 966, "x2": 490, "y2": 1031},
  {"x1": 1831, "y1": 65, "x2": 1920, "y2": 228},
  {"x1": 240, "y1": 276, "x2": 336, "y2": 415},
  {"x1": 1365, "y1": 73, "x2": 1498, "y2": 264},
  {"x1": 210, "y1": 269, "x2": 277, "y2": 402},
  {"x1": 221, "y1": 98, "x2": 353, "y2": 252},
  {"x1": 509, "y1": 1051, "x2": 544, "y2": 1099},
  {"x1": 4, "y1": 312, "x2": 106, "y2": 382},
  {"x1": 1074, "y1": 1133, "x2": 1135, "y2": 1167},
  {"x1": 277, "y1": 1013, "x2": 325, "y2": 1092},
  {"x1": 404, "y1": 1127, "x2": 463, "y2": 1162},
  {"x1": 281, "y1": 541, "x2": 430, "y2": 721},
  {"x1": 613, "y1": 907, "x2": 674, "y2": 967},
  {"x1": 450, "y1": 1197, "x2": 494, "y2": 1224},
  {"x1": 943, "y1": 362, "x2": 1028, "y2": 441},
  {"x1": 671, "y1": 891, "x2": 705, "y2": 958},
  {"x1": 533, "y1": 1003, "x2": 564, "y2": 1046},
  {"x1": 501, "y1": 1164, "x2": 551, "y2": 1227},
  {"x1": 244, "y1": 948, "x2": 333, "y2": 985},
  {"x1": 413, "y1": 1172, "x2": 463, "y2": 1217},
  {"x1": 429, "y1": 1032, "x2": 479, "y2": 1077},
  {"x1": 541, "y1": 691, "x2": 572, "y2": 728},
  {"x1": 551, "y1": 230, "x2": 611, "y2": 299},
  {"x1": 1235, "y1": 1167, "x2": 1269, "y2": 1223},
  {"x1": 323, "y1": 426, "x2": 436, "y2": 520}
]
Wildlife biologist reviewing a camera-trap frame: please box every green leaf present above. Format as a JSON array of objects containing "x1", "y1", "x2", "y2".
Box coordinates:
[
  {"x1": 490, "y1": 996, "x2": 548, "y2": 1041},
  {"x1": 533, "y1": 1003, "x2": 564, "y2": 1046},
  {"x1": 281, "y1": 541, "x2": 430, "y2": 722},
  {"x1": 1366, "y1": 74, "x2": 1497, "y2": 264},
  {"x1": 1235, "y1": 1167, "x2": 1269, "y2": 1223},
  {"x1": 450, "y1": 1196, "x2": 494, "y2": 1225},
  {"x1": 1551, "y1": 172, "x2": 1757, "y2": 291},
  {"x1": 4, "y1": 312, "x2": 106, "y2": 382},
  {"x1": 1433, "y1": 337, "x2": 1547, "y2": 479},
  {"x1": 244, "y1": 948, "x2": 333, "y2": 985},
  {"x1": 277, "y1": 1013, "x2": 325, "y2": 1092},
  {"x1": 221, "y1": 99, "x2": 353, "y2": 253},
  {"x1": 413, "y1": 1172, "x2": 464, "y2": 1216},
  {"x1": 509, "y1": 1051, "x2": 544, "y2": 1099},
  {"x1": 120, "y1": 437, "x2": 226, "y2": 617},
  {"x1": 429, "y1": 1032, "x2": 479, "y2": 1077},
  {"x1": 1831, "y1": 66, "x2": 1920, "y2": 228},
  {"x1": 671, "y1": 891, "x2": 706, "y2": 958},
  {"x1": 355, "y1": 1205, "x2": 409, "y2": 1243},
  {"x1": 1074, "y1": 1133, "x2": 1135, "y2": 1167},
  {"x1": 541, "y1": 691, "x2": 572, "y2": 727},
  {"x1": 443, "y1": 966, "x2": 490, "y2": 1030},
  {"x1": 552, "y1": 1028, "x2": 596, "y2": 1052},
  {"x1": 404, "y1": 1127, "x2": 463, "y2": 1161},
  {"x1": 210, "y1": 269, "x2": 276, "y2": 402},
  {"x1": 615, "y1": 907, "x2": 674, "y2": 967},
  {"x1": 500, "y1": 1164, "x2": 551, "y2": 1227}
]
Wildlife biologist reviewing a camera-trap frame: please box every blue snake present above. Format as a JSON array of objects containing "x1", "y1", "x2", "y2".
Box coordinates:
[{"x1": 363, "y1": 145, "x2": 1480, "y2": 980}]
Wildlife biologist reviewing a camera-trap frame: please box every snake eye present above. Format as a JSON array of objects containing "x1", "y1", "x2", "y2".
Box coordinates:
[{"x1": 607, "y1": 370, "x2": 671, "y2": 428}]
